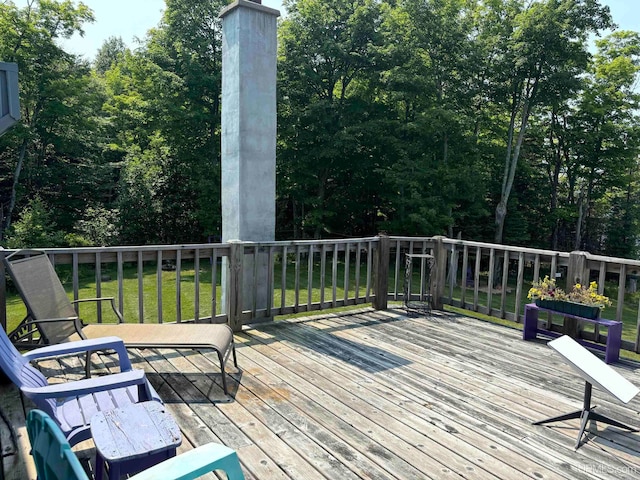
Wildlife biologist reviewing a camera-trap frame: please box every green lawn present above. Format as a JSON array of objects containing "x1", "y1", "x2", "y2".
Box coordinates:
[
  {"x1": 4, "y1": 258, "x2": 373, "y2": 333},
  {"x1": 6, "y1": 260, "x2": 639, "y2": 358}
]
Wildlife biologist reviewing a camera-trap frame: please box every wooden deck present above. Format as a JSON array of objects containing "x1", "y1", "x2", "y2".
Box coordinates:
[{"x1": 3, "y1": 307, "x2": 640, "y2": 479}]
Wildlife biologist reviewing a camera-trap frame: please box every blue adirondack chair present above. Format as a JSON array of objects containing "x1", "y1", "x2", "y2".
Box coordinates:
[
  {"x1": 0, "y1": 326, "x2": 160, "y2": 447},
  {"x1": 27, "y1": 409, "x2": 246, "y2": 480}
]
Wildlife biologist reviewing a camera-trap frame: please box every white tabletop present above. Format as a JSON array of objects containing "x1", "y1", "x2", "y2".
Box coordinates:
[{"x1": 548, "y1": 335, "x2": 639, "y2": 404}]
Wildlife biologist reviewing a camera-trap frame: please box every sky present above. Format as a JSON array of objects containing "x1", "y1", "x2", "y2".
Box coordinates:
[
  {"x1": 10, "y1": 0, "x2": 284, "y2": 59},
  {"x1": 12, "y1": 0, "x2": 640, "y2": 61}
]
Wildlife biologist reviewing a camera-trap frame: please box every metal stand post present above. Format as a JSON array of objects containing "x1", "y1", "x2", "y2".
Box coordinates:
[
  {"x1": 533, "y1": 380, "x2": 638, "y2": 449},
  {"x1": 403, "y1": 253, "x2": 434, "y2": 316}
]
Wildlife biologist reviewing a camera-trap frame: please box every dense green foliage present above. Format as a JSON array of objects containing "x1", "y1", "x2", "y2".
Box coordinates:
[{"x1": 1, "y1": 0, "x2": 639, "y2": 256}]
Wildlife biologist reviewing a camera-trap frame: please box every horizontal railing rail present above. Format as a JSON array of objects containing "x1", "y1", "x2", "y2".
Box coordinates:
[
  {"x1": 413, "y1": 238, "x2": 640, "y2": 354},
  {"x1": 225, "y1": 238, "x2": 378, "y2": 329},
  {"x1": 3, "y1": 236, "x2": 640, "y2": 354}
]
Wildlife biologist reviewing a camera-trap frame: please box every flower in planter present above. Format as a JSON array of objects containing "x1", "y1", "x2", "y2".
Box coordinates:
[
  {"x1": 567, "y1": 281, "x2": 612, "y2": 308},
  {"x1": 527, "y1": 276, "x2": 567, "y2": 301},
  {"x1": 528, "y1": 276, "x2": 611, "y2": 309}
]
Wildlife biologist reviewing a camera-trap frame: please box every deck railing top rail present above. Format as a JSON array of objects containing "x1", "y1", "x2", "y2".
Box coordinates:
[
  {"x1": 437, "y1": 237, "x2": 571, "y2": 258},
  {"x1": 1, "y1": 243, "x2": 229, "y2": 255},
  {"x1": 581, "y1": 250, "x2": 640, "y2": 269}
]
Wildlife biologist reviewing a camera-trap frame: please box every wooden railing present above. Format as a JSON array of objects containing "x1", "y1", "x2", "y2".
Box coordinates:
[
  {"x1": 424, "y1": 237, "x2": 640, "y2": 354},
  {"x1": 3, "y1": 236, "x2": 640, "y2": 354},
  {"x1": 0, "y1": 245, "x2": 232, "y2": 328},
  {"x1": 0, "y1": 238, "x2": 380, "y2": 334},
  {"x1": 224, "y1": 238, "x2": 378, "y2": 329}
]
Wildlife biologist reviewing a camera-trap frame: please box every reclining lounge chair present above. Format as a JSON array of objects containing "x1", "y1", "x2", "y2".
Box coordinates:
[{"x1": 4, "y1": 249, "x2": 238, "y2": 395}]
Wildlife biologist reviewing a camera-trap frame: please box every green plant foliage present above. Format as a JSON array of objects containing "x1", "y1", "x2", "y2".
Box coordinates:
[
  {"x1": 74, "y1": 205, "x2": 120, "y2": 246},
  {"x1": 5, "y1": 196, "x2": 66, "y2": 248},
  {"x1": 0, "y1": 0, "x2": 639, "y2": 253}
]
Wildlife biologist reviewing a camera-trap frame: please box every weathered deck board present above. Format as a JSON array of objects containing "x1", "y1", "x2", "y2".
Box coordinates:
[
  {"x1": 249, "y1": 318, "x2": 558, "y2": 479},
  {"x1": 314, "y1": 310, "x2": 640, "y2": 478},
  {"x1": 5, "y1": 307, "x2": 640, "y2": 480},
  {"x1": 263, "y1": 314, "x2": 583, "y2": 479},
  {"x1": 0, "y1": 381, "x2": 32, "y2": 480}
]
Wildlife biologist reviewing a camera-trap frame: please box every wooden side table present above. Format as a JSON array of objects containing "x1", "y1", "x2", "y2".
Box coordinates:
[{"x1": 91, "y1": 401, "x2": 182, "y2": 480}]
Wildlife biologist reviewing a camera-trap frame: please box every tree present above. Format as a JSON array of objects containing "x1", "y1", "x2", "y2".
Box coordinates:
[
  {"x1": 376, "y1": 0, "x2": 491, "y2": 239},
  {"x1": 5, "y1": 195, "x2": 65, "y2": 248},
  {"x1": 74, "y1": 205, "x2": 120, "y2": 246},
  {"x1": 571, "y1": 31, "x2": 640, "y2": 252},
  {"x1": 278, "y1": 0, "x2": 387, "y2": 238},
  {"x1": 102, "y1": 0, "x2": 227, "y2": 243},
  {"x1": 94, "y1": 36, "x2": 127, "y2": 74},
  {"x1": 490, "y1": 0, "x2": 612, "y2": 244},
  {"x1": 0, "y1": 0, "x2": 98, "y2": 241}
]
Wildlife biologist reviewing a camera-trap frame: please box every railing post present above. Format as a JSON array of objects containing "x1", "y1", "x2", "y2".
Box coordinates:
[
  {"x1": 373, "y1": 234, "x2": 389, "y2": 310},
  {"x1": 226, "y1": 241, "x2": 244, "y2": 332},
  {"x1": 431, "y1": 236, "x2": 447, "y2": 310},
  {"x1": 567, "y1": 251, "x2": 589, "y2": 288},
  {"x1": 566, "y1": 251, "x2": 589, "y2": 337}
]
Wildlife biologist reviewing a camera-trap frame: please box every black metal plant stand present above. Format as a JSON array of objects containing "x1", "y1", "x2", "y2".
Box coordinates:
[{"x1": 403, "y1": 253, "x2": 434, "y2": 316}]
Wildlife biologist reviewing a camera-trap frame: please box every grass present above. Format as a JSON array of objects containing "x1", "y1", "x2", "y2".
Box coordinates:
[
  {"x1": 5, "y1": 262, "x2": 217, "y2": 331},
  {"x1": 450, "y1": 279, "x2": 633, "y2": 332},
  {"x1": 4, "y1": 258, "x2": 374, "y2": 333},
  {"x1": 445, "y1": 303, "x2": 640, "y2": 363}
]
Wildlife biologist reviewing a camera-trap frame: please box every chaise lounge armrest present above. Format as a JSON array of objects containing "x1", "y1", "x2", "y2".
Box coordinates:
[
  {"x1": 22, "y1": 316, "x2": 79, "y2": 324},
  {"x1": 71, "y1": 297, "x2": 124, "y2": 323},
  {"x1": 20, "y1": 369, "x2": 153, "y2": 399},
  {"x1": 6, "y1": 315, "x2": 84, "y2": 348},
  {"x1": 22, "y1": 336, "x2": 133, "y2": 371}
]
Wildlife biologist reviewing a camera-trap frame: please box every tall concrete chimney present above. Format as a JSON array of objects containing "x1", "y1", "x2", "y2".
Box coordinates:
[{"x1": 219, "y1": 0, "x2": 280, "y2": 321}]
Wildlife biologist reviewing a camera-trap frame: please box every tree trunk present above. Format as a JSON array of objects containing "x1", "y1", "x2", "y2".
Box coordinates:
[
  {"x1": 574, "y1": 192, "x2": 585, "y2": 250},
  {"x1": 443, "y1": 133, "x2": 453, "y2": 238},
  {"x1": 292, "y1": 198, "x2": 298, "y2": 239},
  {"x1": 494, "y1": 88, "x2": 520, "y2": 244},
  {"x1": 314, "y1": 176, "x2": 326, "y2": 239},
  {"x1": 494, "y1": 200, "x2": 507, "y2": 245},
  {"x1": 2, "y1": 139, "x2": 28, "y2": 239},
  {"x1": 549, "y1": 111, "x2": 565, "y2": 251},
  {"x1": 494, "y1": 95, "x2": 532, "y2": 244}
]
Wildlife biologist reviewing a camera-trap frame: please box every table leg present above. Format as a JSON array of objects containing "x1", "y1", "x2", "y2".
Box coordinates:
[
  {"x1": 95, "y1": 453, "x2": 105, "y2": 480},
  {"x1": 563, "y1": 316, "x2": 579, "y2": 338},
  {"x1": 108, "y1": 461, "x2": 121, "y2": 480},
  {"x1": 605, "y1": 322, "x2": 622, "y2": 364},
  {"x1": 523, "y1": 305, "x2": 538, "y2": 340}
]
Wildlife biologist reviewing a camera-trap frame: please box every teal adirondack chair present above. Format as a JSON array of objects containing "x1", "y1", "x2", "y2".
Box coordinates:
[{"x1": 27, "y1": 409, "x2": 246, "y2": 480}]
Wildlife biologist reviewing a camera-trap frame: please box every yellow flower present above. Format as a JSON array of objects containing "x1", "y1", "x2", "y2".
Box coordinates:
[
  {"x1": 565, "y1": 281, "x2": 611, "y2": 308},
  {"x1": 529, "y1": 275, "x2": 609, "y2": 311}
]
